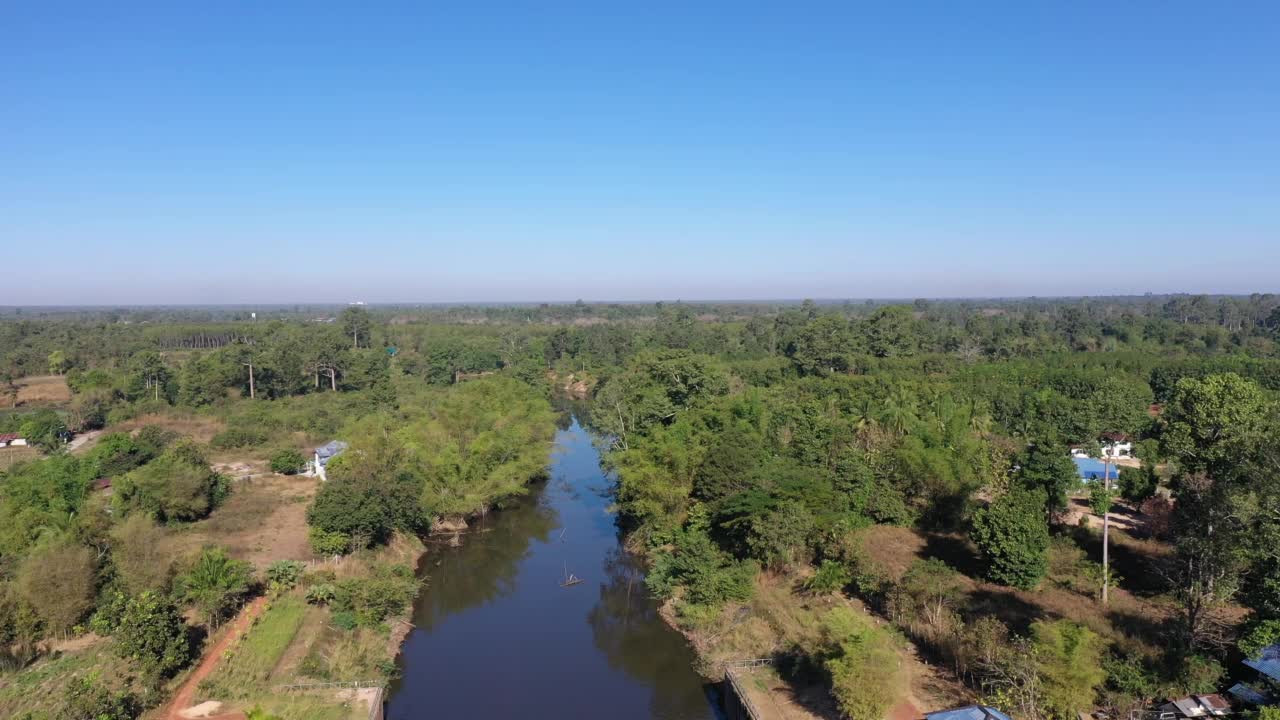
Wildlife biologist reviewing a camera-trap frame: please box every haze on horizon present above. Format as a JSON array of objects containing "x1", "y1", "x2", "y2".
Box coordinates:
[{"x1": 3, "y1": 2, "x2": 1278, "y2": 306}]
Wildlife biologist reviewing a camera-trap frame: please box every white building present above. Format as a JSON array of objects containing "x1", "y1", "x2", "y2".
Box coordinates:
[
  {"x1": 311, "y1": 440, "x2": 348, "y2": 481},
  {"x1": 0, "y1": 433, "x2": 28, "y2": 448}
]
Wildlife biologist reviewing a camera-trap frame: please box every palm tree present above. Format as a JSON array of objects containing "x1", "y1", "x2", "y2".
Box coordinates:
[
  {"x1": 879, "y1": 391, "x2": 918, "y2": 436},
  {"x1": 176, "y1": 547, "x2": 255, "y2": 628}
]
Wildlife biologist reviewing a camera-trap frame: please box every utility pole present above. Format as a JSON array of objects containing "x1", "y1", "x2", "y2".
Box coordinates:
[
  {"x1": 242, "y1": 362, "x2": 256, "y2": 399},
  {"x1": 1102, "y1": 455, "x2": 1111, "y2": 605}
]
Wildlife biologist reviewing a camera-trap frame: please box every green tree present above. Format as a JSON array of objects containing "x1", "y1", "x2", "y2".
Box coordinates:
[
  {"x1": 1117, "y1": 465, "x2": 1158, "y2": 503},
  {"x1": 790, "y1": 315, "x2": 853, "y2": 375},
  {"x1": 175, "y1": 547, "x2": 255, "y2": 628},
  {"x1": 1161, "y1": 373, "x2": 1266, "y2": 474},
  {"x1": 112, "y1": 442, "x2": 228, "y2": 522},
  {"x1": 114, "y1": 591, "x2": 192, "y2": 681},
  {"x1": 972, "y1": 486, "x2": 1050, "y2": 589},
  {"x1": 47, "y1": 349, "x2": 68, "y2": 375},
  {"x1": 1017, "y1": 444, "x2": 1078, "y2": 517},
  {"x1": 340, "y1": 305, "x2": 373, "y2": 349},
  {"x1": 62, "y1": 674, "x2": 141, "y2": 720},
  {"x1": 1031, "y1": 620, "x2": 1108, "y2": 720},
  {"x1": 864, "y1": 305, "x2": 919, "y2": 358}
]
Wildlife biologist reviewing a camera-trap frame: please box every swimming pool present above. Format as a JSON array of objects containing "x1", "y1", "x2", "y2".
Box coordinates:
[{"x1": 1073, "y1": 456, "x2": 1117, "y2": 482}]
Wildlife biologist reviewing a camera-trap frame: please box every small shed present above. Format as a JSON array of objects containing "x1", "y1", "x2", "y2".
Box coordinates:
[
  {"x1": 312, "y1": 440, "x2": 349, "y2": 481},
  {"x1": 0, "y1": 433, "x2": 28, "y2": 448}
]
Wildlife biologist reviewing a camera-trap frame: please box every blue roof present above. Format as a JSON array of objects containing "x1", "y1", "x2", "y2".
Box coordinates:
[
  {"x1": 1073, "y1": 456, "x2": 1117, "y2": 482},
  {"x1": 1244, "y1": 642, "x2": 1280, "y2": 682},
  {"x1": 928, "y1": 707, "x2": 1014, "y2": 720},
  {"x1": 316, "y1": 440, "x2": 348, "y2": 464}
]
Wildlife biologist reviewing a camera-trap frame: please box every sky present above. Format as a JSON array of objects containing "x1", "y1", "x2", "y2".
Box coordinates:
[{"x1": 2, "y1": 2, "x2": 1278, "y2": 304}]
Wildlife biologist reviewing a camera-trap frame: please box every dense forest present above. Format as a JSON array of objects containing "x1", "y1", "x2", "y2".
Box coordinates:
[{"x1": 2, "y1": 295, "x2": 1280, "y2": 720}]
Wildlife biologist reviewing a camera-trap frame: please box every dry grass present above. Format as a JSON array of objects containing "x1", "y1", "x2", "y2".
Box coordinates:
[
  {"x1": 112, "y1": 411, "x2": 226, "y2": 444},
  {"x1": 165, "y1": 473, "x2": 319, "y2": 570},
  {"x1": 1, "y1": 375, "x2": 72, "y2": 407},
  {"x1": 0, "y1": 446, "x2": 41, "y2": 471}
]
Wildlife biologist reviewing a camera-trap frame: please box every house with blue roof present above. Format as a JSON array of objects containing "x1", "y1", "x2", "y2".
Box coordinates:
[{"x1": 311, "y1": 440, "x2": 348, "y2": 481}]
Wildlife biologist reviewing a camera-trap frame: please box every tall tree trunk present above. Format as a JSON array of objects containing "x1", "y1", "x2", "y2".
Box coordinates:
[{"x1": 329, "y1": 367, "x2": 337, "y2": 391}]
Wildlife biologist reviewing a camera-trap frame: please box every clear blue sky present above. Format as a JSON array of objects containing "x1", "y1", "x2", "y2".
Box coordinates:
[{"x1": 3, "y1": 2, "x2": 1278, "y2": 304}]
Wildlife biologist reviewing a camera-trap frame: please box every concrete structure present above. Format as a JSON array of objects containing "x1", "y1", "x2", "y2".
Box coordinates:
[{"x1": 0, "y1": 433, "x2": 28, "y2": 448}]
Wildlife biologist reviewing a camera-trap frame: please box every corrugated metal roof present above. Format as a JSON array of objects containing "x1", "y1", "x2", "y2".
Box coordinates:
[
  {"x1": 1244, "y1": 642, "x2": 1280, "y2": 682},
  {"x1": 1227, "y1": 683, "x2": 1273, "y2": 706},
  {"x1": 0, "y1": 433, "x2": 21, "y2": 442},
  {"x1": 315, "y1": 440, "x2": 348, "y2": 464},
  {"x1": 1172, "y1": 698, "x2": 1206, "y2": 717},
  {"x1": 1194, "y1": 695, "x2": 1230, "y2": 715},
  {"x1": 927, "y1": 706, "x2": 1013, "y2": 720}
]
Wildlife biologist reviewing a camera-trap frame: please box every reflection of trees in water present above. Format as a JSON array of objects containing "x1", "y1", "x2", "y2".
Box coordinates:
[
  {"x1": 588, "y1": 547, "x2": 711, "y2": 719},
  {"x1": 411, "y1": 496, "x2": 559, "y2": 632},
  {"x1": 552, "y1": 393, "x2": 595, "y2": 430}
]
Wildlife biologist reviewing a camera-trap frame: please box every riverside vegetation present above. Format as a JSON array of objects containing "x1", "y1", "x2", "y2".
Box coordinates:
[{"x1": 2, "y1": 296, "x2": 1280, "y2": 719}]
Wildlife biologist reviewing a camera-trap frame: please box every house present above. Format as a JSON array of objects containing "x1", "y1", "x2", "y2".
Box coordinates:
[
  {"x1": 927, "y1": 706, "x2": 1015, "y2": 720},
  {"x1": 0, "y1": 433, "x2": 28, "y2": 448},
  {"x1": 1099, "y1": 432, "x2": 1134, "y2": 459},
  {"x1": 1229, "y1": 642, "x2": 1280, "y2": 708},
  {"x1": 1157, "y1": 695, "x2": 1233, "y2": 719},
  {"x1": 311, "y1": 440, "x2": 348, "y2": 481}
]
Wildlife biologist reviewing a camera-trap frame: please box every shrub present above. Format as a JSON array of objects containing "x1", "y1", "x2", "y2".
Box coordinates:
[
  {"x1": 309, "y1": 528, "x2": 351, "y2": 556},
  {"x1": 62, "y1": 674, "x2": 141, "y2": 720},
  {"x1": 1118, "y1": 465, "x2": 1159, "y2": 503},
  {"x1": 330, "y1": 565, "x2": 418, "y2": 627},
  {"x1": 210, "y1": 427, "x2": 268, "y2": 450},
  {"x1": 269, "y1": 449, "x2": 306, "y2": 475},
  {"x1": 823, "y1": 607, "x2": 906, "y2": 720},
  {"x1": 113, "y1": 442, "x2": 228, "y2": 522},
  {"x1": 1239, "y1": 618, "x2": 1280, "y2": 658},
  {"x1": 306, "y1": 583, "x2": 337, "y2": 605},
  {"x1": 265, "y1": 560, "x2": 306, "y2": 591},
  {"x1": 805, "y1": 560, "x2": 853, "y2": 594},
  {"x1": 972, "y1": 486, "x2": 1050, "y2": 590}
]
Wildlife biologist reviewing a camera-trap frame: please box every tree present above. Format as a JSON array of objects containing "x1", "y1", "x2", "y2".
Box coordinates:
[
  {"x1": 110, "y1": 514, "x2": 176, "y2": 595},
  {"x1": 16, "y1": 538, "x2": 97, "y2": 634},
  {"x1": 1118, "y1": 465, "x2": 1158, "y2": 503},
  {"x1": 972, "y1": 486, "x2": 1050, "y2": 590},
  {"x1": 865, "y1": 305, "x2": 919, "y2": 358},
  {"x1": 308, "y1": 435, "x2": 425, "y2": 547},
  {"x1": 1017, "y1": 444, "x2": 1078, "y2": 518},
  {"x1": 1161, "y1": 373, "x2": 1266, "y2": 474},
  {"x1": 17, "y1": 409, "x2": 68, "y2": 451},
  {"x1": 47, "y1": 349, "x2": 68, "y2": 375},
  {"x1": 1031, "y1": 620, "x2": 1108, "y2": 720},
  {"x1": 114, "y1": 591, "x2": 192, "y2": 681},
  {"x1": 113, "y1": 442, "x2": 228, "y2": 522},
  {"x1": 340, "y1": 305, "x2": 372, "y2": 349},
  {"x1": 790, "y1": 315, "x2": 853, "y2": 375},
  {"x1": 175, "y1": 547, "x2": 255, "y2": 628},
  {"x1": 269, "y1": 448, "x2": 306, "y2": 474}
]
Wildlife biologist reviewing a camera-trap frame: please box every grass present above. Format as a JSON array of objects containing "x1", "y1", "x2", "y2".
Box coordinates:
[
  {"x1": 201, "y1": 596, "x2": 308, "y2": 700},
  {"x1": 1, "y1": 375, "x2": 71, "y2": 407},
  {"x1": 0, "y1": 446, "x2": 41, "y2": 471},
  {"x1": 0, "y1": 639, "x2": 140, "y2": 719}
]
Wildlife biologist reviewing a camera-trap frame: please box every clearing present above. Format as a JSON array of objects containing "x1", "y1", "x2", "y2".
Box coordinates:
[
  {"x1": 1, "y1": 374, "x2": 71, "y2": 408},
  {"x1": 166, "y1": 472, "x2": 319, "y2": 569}
]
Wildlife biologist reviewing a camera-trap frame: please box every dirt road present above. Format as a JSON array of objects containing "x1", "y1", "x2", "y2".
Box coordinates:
[{"x1": 163, "y1": 596, "x2": 267, "y2": 720}]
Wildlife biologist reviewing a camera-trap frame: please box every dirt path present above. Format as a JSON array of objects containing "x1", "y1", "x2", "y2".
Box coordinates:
[{"x1": 163, "y1": 596, "x2": 267, "y2": 720}]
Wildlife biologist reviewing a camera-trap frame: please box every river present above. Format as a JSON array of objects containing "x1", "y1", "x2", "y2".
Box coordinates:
[{"x1": 385, "y1": 411, "x2": 719, "y2": 719}]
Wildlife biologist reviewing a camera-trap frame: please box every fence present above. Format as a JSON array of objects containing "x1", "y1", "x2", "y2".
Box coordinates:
[
  {"x1": 275, "y1": 680, "x2": 386, "y2": 720},
  {"x1": 722, "y1": 658, "x2": 776, "y2": 720}
]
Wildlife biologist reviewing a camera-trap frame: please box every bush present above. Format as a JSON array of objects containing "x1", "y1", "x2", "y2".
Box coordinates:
[
  {"x1": 972, "y1": 486, "x2": 1050, "y2": 590},
  {"x1": 265, "y1": 560, "x2": 306, "y2": 591},
  {"x1": 309, "y1": 528, "x2": 351, "y2": 556},
  {"x1": 1118, "y1": 465, "x2": 1158, "y2": 503},
  {"x1": 805, "y1": 560, "x2": 853, "y2": 594},
  {"x1": 113, "y1": 442, "x2": 228, "y2": 522},
  {"x1": 210, "y1": 427, "x2": 268, "y2": 450},
  {"x1": 305, "y1": 583, "x2": 337, "y2": 605},
  {"x1": 330, "y1": 565, "x2": 419, "y2": 627},
  {"x1": 62, "y1": 674, "x2": 141, "y2": 720},
  {"x1": 269, "y1": 449, "x2": 306, "y2": 475},
  {"x1": 823, "y1": 607, "x2": 906, "y2": 720},
  {"x1": 1239, "y1": 619, "x2": 1280, "y2": 658}
]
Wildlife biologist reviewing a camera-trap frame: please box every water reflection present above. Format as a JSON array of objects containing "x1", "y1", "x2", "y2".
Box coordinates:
[{"x1": 387, "y1": 416, "x2": 714, "y2": 720}]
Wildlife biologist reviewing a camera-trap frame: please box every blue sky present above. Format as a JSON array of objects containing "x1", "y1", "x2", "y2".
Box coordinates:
[{"x1": 2, "y1": 2, "x2": 1278, "y2": 304}]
